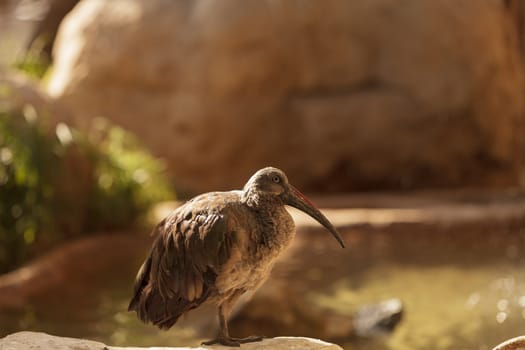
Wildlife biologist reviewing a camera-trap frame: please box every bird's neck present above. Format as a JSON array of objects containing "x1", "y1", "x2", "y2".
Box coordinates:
[
  {"x1": 241, "y1": 189, "x2": 295, "y2": 259},
  {"x1": 241, "y1": 188, "x2": 283, "y2": 210}
]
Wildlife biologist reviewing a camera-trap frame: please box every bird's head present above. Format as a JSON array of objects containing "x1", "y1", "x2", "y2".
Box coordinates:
[{"x1": 243, "y1": 167, "x2": 345, "y2": 248}]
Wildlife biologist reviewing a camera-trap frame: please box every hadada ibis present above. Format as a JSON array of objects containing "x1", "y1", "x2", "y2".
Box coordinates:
[{"x1": 128, "y1": 167, "x2": 345, "y2": 346}]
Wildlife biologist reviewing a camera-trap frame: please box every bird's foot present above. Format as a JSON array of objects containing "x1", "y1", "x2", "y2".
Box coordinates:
[
  {"x1": 231, "y1": 335, "x2": 265, "y2": 343},
  {"x1": 202, "y1": 337, "x2": 240, "y2": 347},
  {"x1": 202, "y1": 335, "x2": 264, "y2": 347}
]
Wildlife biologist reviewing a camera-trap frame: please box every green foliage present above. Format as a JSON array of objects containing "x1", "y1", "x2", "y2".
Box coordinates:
[
  {"x1": 0, "y1": 109, "x2": 174, "y2": 273},
  {"x1": 86, "y1": 118, "x2": 174, "y2": 230},
  {"x1": 12, "y1": 38, "x2": 51, "y2": 80},
  {"x1": 13, "y1": 56, "x2": 49, "y2": 81},
  {"x1": 0, "y1": 107, "x2": 58, "y2": 270}
]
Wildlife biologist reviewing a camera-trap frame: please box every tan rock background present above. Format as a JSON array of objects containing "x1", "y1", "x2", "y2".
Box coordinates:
[{"x1": 47, "y1": 0, "x2": 525, "y2": 194}]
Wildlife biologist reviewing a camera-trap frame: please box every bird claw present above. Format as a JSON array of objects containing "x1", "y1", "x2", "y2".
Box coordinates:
[
  {"x1": 232, "y1": 335, "x2": 265, "y2": 343},
  {"x1": 202, "y1": 335, "x2": 265, "y2": 347},
  {"x1": 202, "y1": 337, "x2": 240, "y2": 347}
]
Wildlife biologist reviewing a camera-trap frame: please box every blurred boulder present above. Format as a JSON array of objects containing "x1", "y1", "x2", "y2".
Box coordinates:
[
  {"x1": 352, "y1": 299, "x2": 403, "y2": 338},
  {"x1": 24, "y1": 0, "x2": 81, "y2": 63},
  {"x1": 48, "y1": 0, "x2": 525, "y2": 193}
]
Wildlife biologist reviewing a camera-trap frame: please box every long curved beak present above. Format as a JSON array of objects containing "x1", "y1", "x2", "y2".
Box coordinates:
[{"x1": 284, "y1": 185, "x2": 345, "y2": 248}]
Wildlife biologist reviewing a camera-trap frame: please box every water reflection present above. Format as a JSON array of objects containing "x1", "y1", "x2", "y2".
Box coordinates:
[{"x1": 337, "y1": 264, "x2": 525, "y2": 350}]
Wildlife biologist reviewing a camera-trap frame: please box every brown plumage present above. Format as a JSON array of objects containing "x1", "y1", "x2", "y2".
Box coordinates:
[{"x1": 128, "y1": 167, "x2": 345, "y2": 346}]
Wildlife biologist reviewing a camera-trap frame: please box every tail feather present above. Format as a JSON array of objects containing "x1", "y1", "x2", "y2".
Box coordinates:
[
  {"x1": 139, "y1": 287, "x2": 188, "y2": 329},
  {"x1": 131, "y1": 282, "x2": 209, "y2": 329},
  {"x1": 128, "y1": 254, "x2": 213, "y2": 329},
  {"x1": 128, "y1": 254, "x2": 152, "y2": 312}
]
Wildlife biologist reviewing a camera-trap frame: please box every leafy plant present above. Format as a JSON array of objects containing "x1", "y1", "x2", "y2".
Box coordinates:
[
  {"x1": 0, "y1": 107, "x2": 57, "y2": 270},
  {"x1": 86, "y1": 118, "x2": 173, "y2": 230},
  {"x1": 13, "y1": 38, "x2": 52, "y2": 81},
  {"x1": 0, "y1": 108, "x2": 174, "y2": 273}
]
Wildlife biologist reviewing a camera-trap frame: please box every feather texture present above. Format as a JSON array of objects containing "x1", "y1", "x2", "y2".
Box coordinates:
[{"x1": 128, "y1": 192, "x2": 239, "y2": 329}]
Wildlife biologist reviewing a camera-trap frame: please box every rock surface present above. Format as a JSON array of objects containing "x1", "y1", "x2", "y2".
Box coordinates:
[
  {"x1": 492, "y1": 335, "x2": 525, "y2": 350},
  {"x1": 0, "y1": 332, "x2": 343, "y2": 350},
  {"x1": 47, "y1": 0, "x2": 525, "y2": 193}
]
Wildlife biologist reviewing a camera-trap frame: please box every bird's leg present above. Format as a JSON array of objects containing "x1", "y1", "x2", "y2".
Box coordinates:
[
  {"x1": 202, "y1": 304, "x2": 240, "y2": 347},
  {"x1": 202, "y1": 292, "x2": 264, "y2": 347}
]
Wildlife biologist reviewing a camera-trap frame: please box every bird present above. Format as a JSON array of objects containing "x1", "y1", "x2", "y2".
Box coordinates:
[{"x1": 128, "y1": 166, "x2": 345, "y2": 347}]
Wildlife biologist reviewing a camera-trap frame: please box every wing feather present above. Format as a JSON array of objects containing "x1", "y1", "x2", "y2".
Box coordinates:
[{"x1": 128, "y1": 194, "x2": 239, "y2": 329}]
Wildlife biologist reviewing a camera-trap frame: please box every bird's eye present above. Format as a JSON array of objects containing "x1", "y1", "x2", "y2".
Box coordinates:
[{"x1": 272, "y1": 175, "x2": 281, "y2": 183}]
